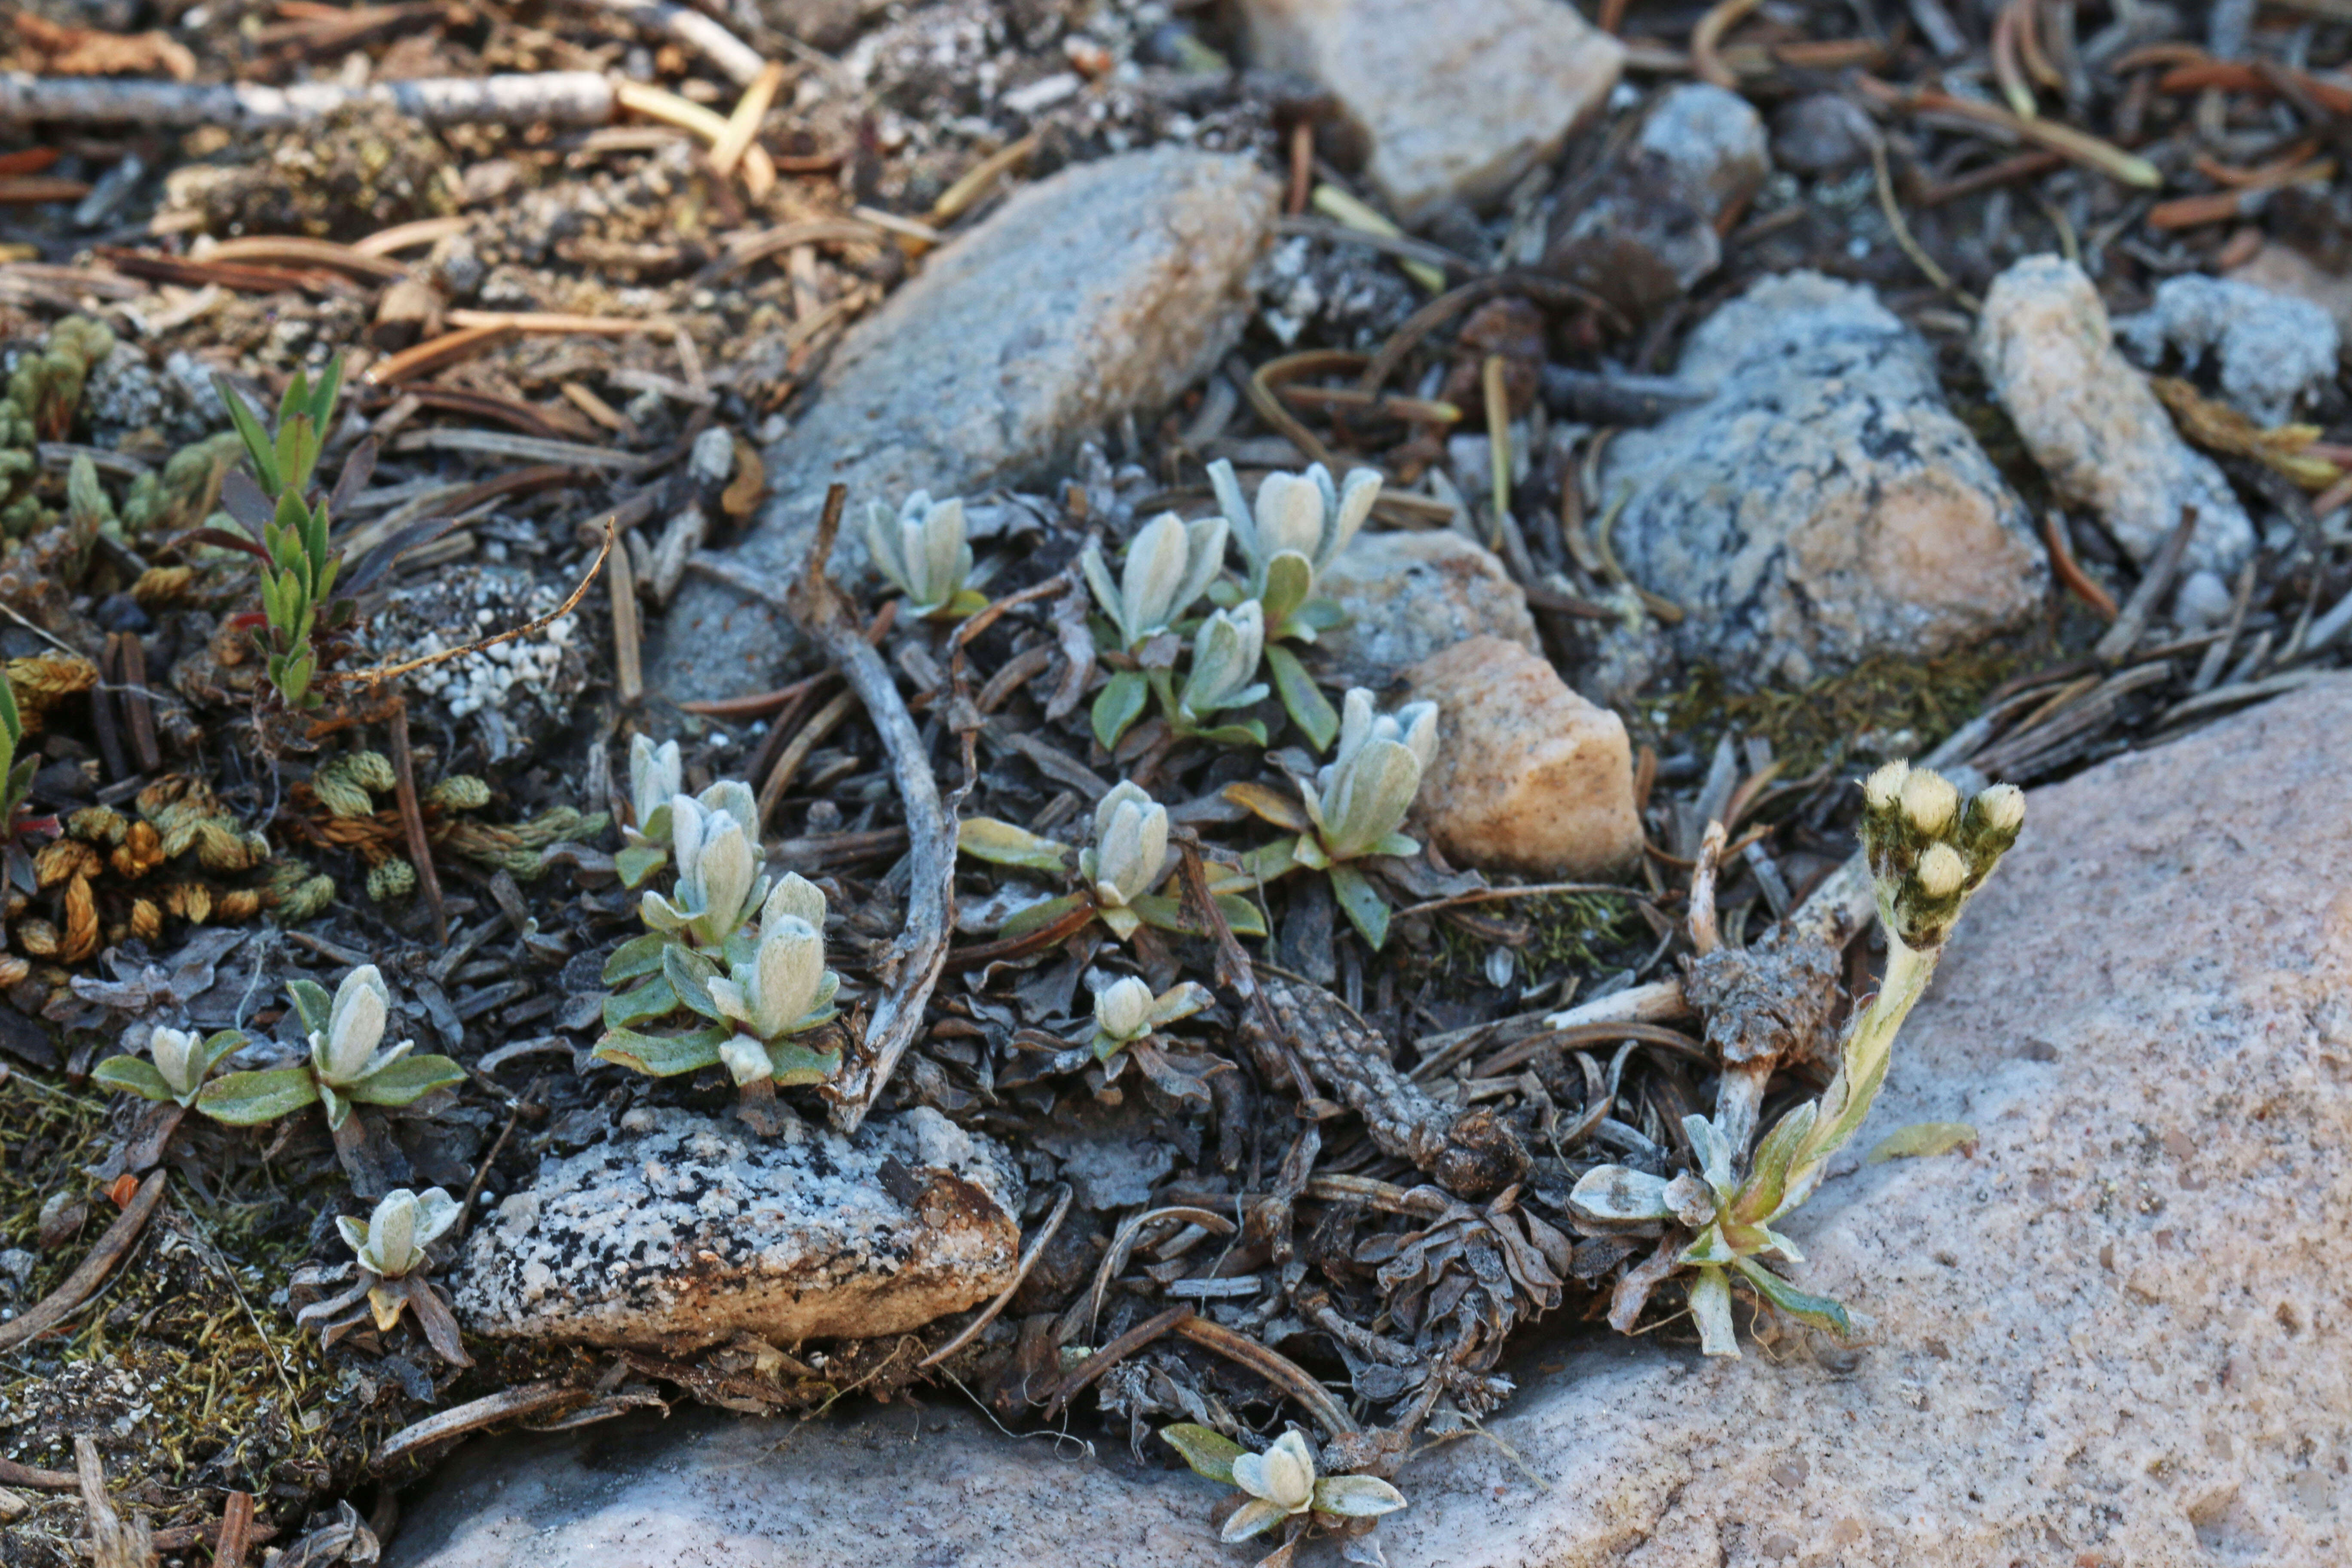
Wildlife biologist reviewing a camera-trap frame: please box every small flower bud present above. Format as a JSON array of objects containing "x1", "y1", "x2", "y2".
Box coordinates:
[
  {"x1": 867, "y1": 491, "x2": 973, "y2": 614},
  {"x1": 1083, "y1": 782, "x2": 1169, "y2": 908},
  {"x1": 342, "y1": 1187, "x2": 460, "y2": 1279},
  {"x1": 1083, "y1": 511, "x2": 1228, "y2": 649},
  {"x1": 150, "y1": 1026, "x2": 202, "y2": 1101},
  {"x1": 1916, "y1": 842, "x2": 1966, "y2": 898},
  {"x1": 1863, "y1": 759, "x2": 1910, "y2": 812},
  {"x1": 1179, "y1": 602, "x2": 1266, "y2": 720},
  {"x1": 1899, "y1": 769, "x2": 1959, "y2": 836},
  {"x1": 628, "y1": 735, "x2": 681, "y2": 829},
  {"x1": 1974, "y1": 782, "x2": 2025, "y2": 836},
  {"x1": 1094, "y1": 976, "x2": 1155, "y2": 1043},
  {"x1": 317, "y1": 965, "x2": 390, "y2": 1083}
]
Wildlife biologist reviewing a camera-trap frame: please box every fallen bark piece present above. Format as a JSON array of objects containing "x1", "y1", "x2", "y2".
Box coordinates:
[
  {"x1": 0, "y1": 71, "x2": 616, "y2": 130},
  {"x1": 448, "y1": 1105, "x2": 1024, "y2": 1352}
]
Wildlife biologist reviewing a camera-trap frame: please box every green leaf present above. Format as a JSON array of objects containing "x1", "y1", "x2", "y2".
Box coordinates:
[
  {"x1": 215, "y1": 378, "x2": 282, "y2": 493},
  {"x1": 1328, "y1": 864, "x2": 1390, "y2": 950},
  {"x1": 956, "y1": 817, "x2": 1073, "y2": 874},
  {"x1": 1296, "y1": 596, "x2": 1348, "y2": 632},
  {"x1": 664, "y1": 944, "x2": 724, "y2": 1020},
  {"x1": 1265, "y1": 645, "x2": 1338, "y2": 752},
  {"x1": 1257, "y1": 551, "x2": 1314, "y2": 631},
  {"x1": 345, "y1": 1054, "x2": 466, "y2": 1106},
  {"x1": 1215, "y1": 892, "x2": 1269, "y2": 938},
  {"x1": 1311, "y1": 1475, "x2": 1408, "y2": 1519},
  {"x1": 594, "y1": 1023, "x2": 730, "y2": 1077},
  {"x1": 196, "y1": 1067, "x2": 321, "y2": 1126},
  {"x1": 1237, "y1": 838, "x2": 1301, "y2": 883},
  {"x1": 286, "y1": 978, "x2": 333, "y2": 1036},
  {"x1": 308, "y1": 352, "x2": 345, "y2": 430},
  {"x1": 763, "y1": 1040, "x2": 841, "y2": 1087},
  {"x1": 90, "y1": 1056, "x2": 176, "y2": 1103},
  {"x1": 1188, "y1": 720, "x2": 1268, "y2": 748},
  {"x1": 1159, "y1": 1423, "x2": 1244, "y2": 1485},
  {"x1": 1864, "y1": 1121, "x2": 1978, "y2": 1165},
  {"x1": 278, "y1": 365, "x2": 311, "y2": 430},
  {"x1": 602, "y1": 930, "x2": 671, "y2": 985},
  {"x1": 998, "y1": 890, "x2": 1092, "y2": 939},
  {"x1": 1221, "y1": 780, "x2": 1310, "y2": 832},
  {"x1": 603, "y1": 974, "x2": 679, "y2": 1029},
  {"x1": 1732, "y1": 1256, "x2": 1855, "y2": 1338},
  {"x1": 1091, "y1": 669, "x2": 1150, "y2": 751},
  {"x1": 614, "y1": 843, "x2": 668, "y2": 889},
  {"x1": 1369, "y1": 832, "x2": 1420, "y2": 859}
]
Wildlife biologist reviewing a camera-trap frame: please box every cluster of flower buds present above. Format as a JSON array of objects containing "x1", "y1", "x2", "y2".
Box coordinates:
[
  {"x1": 1300, "y1": 690, "x2": 1438, "y2": 864},
  {"x1": 1859, "y1": 762, "x2": 2025, "y2": 950},
  {"x1": 1082, "y1": 511, "x2": 1228, "y2": 650},
  {"x1": 1078, "y1": 782, "x2": 1170, "y2": 936},
  {"x1": 1090, "y1": 974, "x2": 1213, "y2": 1062},
  {"x1": 1162, "y1": 1425, "x2": 1407, "y2": 1546},
  {"x1": 340, "y1": 1186, "x2": 461, "y2": 1281},
  {"x1": 1176, "y1": 601, "x2": 1268, "y2": 728},
  {"x1": 1207, "y1": 457, "x2": 1380, "y2": 631},
  {"x1": 866, "y1": 490, "x2": 982, "y2": 620},
  {"x1": 701, "y1": 873, "x2": 842, "y2": 1086},
  {"x1": 640, "y1": 780, "x2": 768, "y2": 947},
  {"x1": 94, "y1": 1023, "x2": 244, "y2": 1109}
]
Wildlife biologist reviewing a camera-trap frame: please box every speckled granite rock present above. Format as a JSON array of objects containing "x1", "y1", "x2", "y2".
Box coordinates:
[
  {"x1": 448, "y1": 1105, "x2": 1023, "y2": 1351},
  {"x1": 2230, "y1": 241, "x2": 2352, "y2": 343},
  {"x1": 1603, "y1": 271, "x2": 2046, "y2": 684},
  {"x1": 1546, "y1": 83, "x2": 1770, "y2": 314},
  {"x1": 2116, "y1": 271, "x2": 2341, "y2": 426},
  {"x1": 1976, "y1": 254, "x2": 2255, "y2": 573},
  {"x1": 1315, "y1": 529, "x2": 1538, "y2": 685},
  {"x1": 1239, "y1": 0, "x2": 1623, "y2": 223},
  {"x1": 390, "y1": 678, "x2": 2352, "y2": 1568},
  {"x1": 1403, "y1": 636, "x2": 1641, "y2": 877},
  {"x1": 649, "y1": 148, "x2": 1277, "y2": 701}
]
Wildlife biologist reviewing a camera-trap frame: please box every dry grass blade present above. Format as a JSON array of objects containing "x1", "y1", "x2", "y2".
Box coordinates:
[
  {"x1": 612, "y1": 80, "x2": 778, "y2": 196},
  {"x1": 331, "y1": 518, "x2": 613, "y2": 689},
  {"x1": 709, "y1": 61, "x2": 788, "y2": 181},
  {"x1": 0, "y1": 1170, "x2": 166, "y2": 1352},
  {"x1": 385, "y1": 700, "x2": 447, "y2": 945},
  {"x1": 2041, "y1": 511, "x2": 2119, "y2": 620},
  {"x1": 1173, "y1": 1317, "x2": 1357, "y2": 1436},
  {"x1": 1041, "y1": 1306, "x2": 1192, "y2": 1418},
  {"x1": 1691, "y1": 0, "x2": 1764, "y2": 88},
  {"x1": 371, "y1": 1383, "x2": 589, "y2": 1472},
  {"x1": 1859, "y1": 75, "x2": 2162, "y2": 188},
  {"x1": 926, "y1": 131, "x2": 1039, "y2": 227}
]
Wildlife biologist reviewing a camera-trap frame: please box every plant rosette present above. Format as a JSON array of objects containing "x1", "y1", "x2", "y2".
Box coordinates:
[
  {"x1": 1162, "y1": 1425, "x2": 1406, "y2": 1560},
  {"x1": 195, "y1": 965, "x2": 463, "y2": 1131},
  {"x1": 296, "y1": 1186, "x2": 472, "y2": 1366},
  {"x1": 957, "y1": 782, "x2": 1268, "y2": 945}
]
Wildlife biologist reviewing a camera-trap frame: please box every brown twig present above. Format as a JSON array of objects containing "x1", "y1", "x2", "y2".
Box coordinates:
[
  {"x1": 756, "y1": 688, "x2": 857, "y2": 830},
  {"x1": 0, "y1": 1171, "x2": 165, "y2": 1353},
  {"x1": 371, "y1": 1382, "x2": 588, "y2": 1472},
  {"x1": 384, "y1": 700, "x2": 446, "y2": 946},
  {"x1": 1174, "y1": 1316, "x2": 1357, "y2": 1436},
  {"x1": 1042, "y1": 1305, "x2": 1193, "y2": 1418},
  {"x1": 2040, "y1": 511, "x2": 2119, "y2": 620},
  {"x1": 214, "y1": 1492, "x2": 257, "y2": 1568},
  {"x1": 788, "y1": 485, "x2": 957, "y2": 1135},
  {"x1": 0, "y1": 1456, "x2": 78, "y2": 1490}
]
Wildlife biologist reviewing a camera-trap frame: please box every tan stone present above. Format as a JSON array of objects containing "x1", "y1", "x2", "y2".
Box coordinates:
[
  {"x1": 1315, "y1": 528, "x2": 1538, "y2": 685},
  {"x1": 1401, "y1": 636, "x2": 1641, "y2": 877},
  {"x1": 1240, "y1": 0, "x2": 1623, "y2": 223}
]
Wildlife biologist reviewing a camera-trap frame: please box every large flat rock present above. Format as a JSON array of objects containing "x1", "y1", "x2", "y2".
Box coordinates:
[
  {"x1": 392, "y1": 680, "x2": 2352, "y2": 1565},
  {"x1": 649, "y1": 147, "x2": 1277, "y2": 701}
]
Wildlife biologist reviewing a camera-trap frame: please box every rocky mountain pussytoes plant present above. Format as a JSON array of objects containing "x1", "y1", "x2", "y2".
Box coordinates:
[
  {"x1": 597, "y1": 771, "x2": 846, "y2": 1088},
  {"x1": 192, "y1": 964, "x2": 466, "y2": 1130},
  {"x1": 956, "y1": 778, "x2": 1268, "y2": 943},
  {"x1": 1230, "y1": 689, "x2": 1439, "y2": 948},
  {"x1": 1161, "y1": 1424, "x2": 1406, "y2": 1562},
  {"x1": 1088, "y1": 973, "x2": 1213, "y2": 1064},
  {"x1": 296, "y1": 1186, "x2": 471, "y2": 1366},
  {"x1": 1206, "y1": 457, "x2": 1377, "y2": 748},
  {"x1": 615, "y1": 733, "x2": 682, "y2": 888},
  {"x1": 1568, "y1": 763, "x2": 2025, "y2": 1355},
  {"x1": 866, "y1": 490, "x2": 989, "y2": 621},
  {"x1": 1084, "y1": 509, "x2": 1229, "y2": 747}
]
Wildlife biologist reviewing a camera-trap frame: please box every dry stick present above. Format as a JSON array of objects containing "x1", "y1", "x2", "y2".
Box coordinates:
[
  {"x1": 755, "y1": 687, "x2": 856, "y2": 829},
  {"x1": 2041, "y1": 510, "x2": 2119, "y2": 620},
  {"x1": 371, "y1": 1382, "x2": 588, "y2": 1472},
  {"x1": 786, "y1": 485, "x2": 956, "y2": 1136},
  {"x1": 384, "y1": 701, "x2": 447, "y2": 946},
  {"x1": 0, "y1": 1171, "x2": 165, "y2": 1353},
  {"x1": 2093, "y1": 505, "x2": 2198, "y2": 663},
  {"x1": 567, "y1": 0, "x2": 768, "y2": 86},
  {"x1": 0, "y1": 70, "x2": 614, "y2": 129},
  {"x1": 75, "y1": 1436, "x2": 153, "y2": 1568},
  {"x1": 606, "y1": 527, "x2": 644, "y2": 706},
  {"x1": 919, "y1": 1182, "x2": 1074, "y2": 1369},
  {"x1": 1174, "y1": 1317, "x2": 1357, "y2": 1436},
  {"x1": 709, "y1": 60, "x2": 788, "y2": 181},
  {"x1": 1042, "y1": 1306, "x2": 1192, "y2": 1419},
  {"x1": 214, "y1": 1492, "x2": 257, "y2": 1568},
  {"x1": 0, "y1": 1456, "x2": 78, "y2": 1490}
]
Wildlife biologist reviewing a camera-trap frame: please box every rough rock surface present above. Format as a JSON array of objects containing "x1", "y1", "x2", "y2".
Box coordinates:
[
  {"x1": 1603, "y1": 271, "x2": 2046, "y2": 683},
  {"x1": 1402, "y1": 636, "x2": 1641, "y2": 877},
  {"x1": 1314, "y1": 528, "x2": 1538, "y2": 684},
  {"x1": 1239, "y1": 0, "x2": 1623, "y2": 223},
  {"x1": 1546, "y1": 83, "x2": 1769, "y2": 315},
  {"x1": 649, "y1": 148, "x2": 1277, "y2": 701},
  {"x1": 2230, "y1": 241, "x2": 2352, "y2": 343},
  {"x1": 389, "y1": 678, "x2": 2352, "y2": 1568},
  {"x1": 448, "y1": 1105, "x2": 1023, "y2": 1351},
  {"x1": 1769, "y1": 91, "x2": 1876, "y2": 175},
  {"x1": 2116, "y1": 272, "x2": 2341, "y2": 425},
  {"x1": 1976, "y1": 254, "x2": 2255, "y2": 573}
]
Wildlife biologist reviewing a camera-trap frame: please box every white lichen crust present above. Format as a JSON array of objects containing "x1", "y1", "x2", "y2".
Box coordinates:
[{"x1": 449, "y1": 1105, "x2": 1024, "y2": 1351}]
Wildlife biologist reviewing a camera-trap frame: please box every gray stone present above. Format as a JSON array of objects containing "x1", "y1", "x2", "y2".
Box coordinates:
[
  {"x1": 387, "y1": 678, "x2": 2352, "y2": 1568},
  {"x1": 448, "y1": 1105, "x2": 1023, "y2": 1352},
  {"x1": 1545, "y1": 83, "x2": 1768, "y2": 316},
  {"x1": 1770, "y1": 91, "x2": 1876, "y2": 175},
  {"x1": 1603, "y1": 270, "x2": 2046, "y2": 684},
  {"x1": 2230, "y1": 241, "x2": 2352, "y2": 344},
  {"x1": 1314, "y1": 527, "x2": 1538, "y2": 685},
  {"x1": 1976, "y1": 255, "x2": 2255, "y2": 574},
  {"x1": 649, "y1": 148, "x2": 1277, "y2": 701},
  {"x1": 2116, "y1": 272, "x2": 2342, "y2": 426},
  {"x1": 1240, "y1": 0, "x2": 1623, "y2": 224}
]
